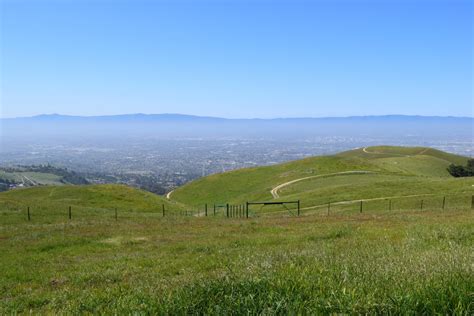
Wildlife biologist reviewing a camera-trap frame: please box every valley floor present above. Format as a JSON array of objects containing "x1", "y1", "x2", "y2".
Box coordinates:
[{"x1": 1, "y1": 208, "x2": 473, "y2": 314}]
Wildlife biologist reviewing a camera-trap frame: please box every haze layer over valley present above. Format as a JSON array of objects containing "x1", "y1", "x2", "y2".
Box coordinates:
[{"x1": 1, "y1": 114, "x2": 472, "y2": 193}]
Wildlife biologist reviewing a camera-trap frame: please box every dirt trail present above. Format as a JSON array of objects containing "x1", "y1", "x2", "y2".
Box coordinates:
[{"x1": 270, "y1": 171, "x2": 375, "y2": 199}]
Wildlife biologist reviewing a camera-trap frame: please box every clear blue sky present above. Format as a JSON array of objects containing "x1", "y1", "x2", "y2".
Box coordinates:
[{"x1": 1, "y1": 0, "x2": 472, "y2": 118}]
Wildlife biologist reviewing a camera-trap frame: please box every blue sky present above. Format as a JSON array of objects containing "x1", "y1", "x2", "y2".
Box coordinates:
[{"x1": 1, "y1": 0, "x2": 472, "y2": 118}]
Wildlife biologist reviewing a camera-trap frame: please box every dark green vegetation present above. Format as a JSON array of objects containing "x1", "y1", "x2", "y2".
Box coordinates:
[
  {"x1": 448, "y1": 158, "x2": 474, "y2": 177},
  {"x1": 0, "y1": 146, "x2": 473, "y2": 314}
]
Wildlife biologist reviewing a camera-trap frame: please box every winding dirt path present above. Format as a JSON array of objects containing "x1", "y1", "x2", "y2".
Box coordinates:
[
  {"x1": 270, "y1": 171, "x2": 375, "y2": 199},
  {"x1": 166, "y1": 190, "x2": 174, "y2": 200}
]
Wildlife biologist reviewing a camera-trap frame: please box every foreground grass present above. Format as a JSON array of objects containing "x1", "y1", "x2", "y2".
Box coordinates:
[{"x1": 1, "y1": 208, "x2": 473, "y2": 314}]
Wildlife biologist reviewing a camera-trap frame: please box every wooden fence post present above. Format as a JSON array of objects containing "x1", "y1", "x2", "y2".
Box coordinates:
[
  {"x1": 420, "y1": 200, "x2": 423, "y2": 211},
  {"x1": 226, "y1": 204, "x2": 229, "y2": 218},
  {"x1": 27, "y1": 206, "x2": 31, "y2": 221},
  {"x1": 213, "y1": 204, "x2": 216, "y2": 216},
  {"x1": 68, "y1": 206, "x2": 72, "y2": 219},
  {"x1": 297, "y1": 200, "x2": 300, "y2": 216},
  {"x1": 442, "y1": 196, "x2": 446, "y2": 210},
  {"x1": 162, "y1": 204, "x2": 165, "y2": 217},
  {"x1": 327, "y1": 202, "x2": 330, "y2": 216},
  {"x1": 388, "y1": 199, "x2": 392, "y2": 211},
  {"x1": 359, "y1": 201, "x2": 363, "y2": 213},
  {"x1": 246, "y1": 202, "x2": 249, "y2": 219},
  {"x1": 205, "y1": 204, "x2": 208, "y2": 217},
  {"x1": 471, "y1": 195, "x2": 474, "y2": 210}
]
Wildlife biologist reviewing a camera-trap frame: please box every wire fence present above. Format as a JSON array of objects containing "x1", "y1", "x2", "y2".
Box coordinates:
[{"x1": 1, "y1": 193, "x2": 473, "y2": 224}]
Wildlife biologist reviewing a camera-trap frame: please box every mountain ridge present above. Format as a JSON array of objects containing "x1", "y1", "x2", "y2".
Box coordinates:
[{"x1": 3, "y1": 113, "x2": 473, "y2": 121}]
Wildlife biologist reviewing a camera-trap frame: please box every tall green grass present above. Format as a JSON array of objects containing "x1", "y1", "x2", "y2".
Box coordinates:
[{"x1": 1, "y1": 208, "x2": 472, "y2": 314}]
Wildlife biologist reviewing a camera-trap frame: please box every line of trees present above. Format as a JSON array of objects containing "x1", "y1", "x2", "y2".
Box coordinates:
[{"x1": 447, "y1": 159, "x2": 474, "y2": 177}]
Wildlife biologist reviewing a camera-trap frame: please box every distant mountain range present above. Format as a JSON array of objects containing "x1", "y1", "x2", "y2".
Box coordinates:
[
  {"x1": 2, "y1": 114, "x2": 473, "y2": 140},
  {"x1": 5, "y1": 113, "x2": 473, "y2": 121}
]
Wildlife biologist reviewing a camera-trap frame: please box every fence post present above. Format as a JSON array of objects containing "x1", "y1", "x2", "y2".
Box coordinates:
[
  {"x1": 246, "y1": 202, "x2": 249, "y2": 219},
  {"x1": 359, "y1": 201, "x2": 363, "y2": 213},
  {"x1": 388, "y1": 199, "x2": 392, "y2": 211},
  {"x1": 420, "y1": 200, "x2": 423, "y2": 211},
  {"x1": 442, "y1": 196, "x2": 446, "y2": 210},
  {"x1": 68, "y1": 206, "x2": 72, "y2": 219},
  {"x1": 327, "y1": 202, "x2": 330, "y2": 216},
  {"x1": 162, "y1": 204, "x2": 165, "y2": 217},
  {"x1": 205, "y1": 204, "x2": 208, "y2": 216},
  {"x1": 213, "y1": 204, "x2": 216, "y2": 216},
  {"x1": 115, "y1": 208, "x2": 118, "y2": 220},
  {"x1": 226, "y1": 204, "x2": 229, "y2": 218},
  {"x1": 27, "y1": 206, "x2": 31, "y2": 221},
  {"x1": 297, "y1": 200, "x2": 300, "y2": 216},
  {"x1": 471, "y1": 195, "x2": 474, "y2": 210}
]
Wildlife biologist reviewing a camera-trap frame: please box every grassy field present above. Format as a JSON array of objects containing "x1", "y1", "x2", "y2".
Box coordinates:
[
  {"x1": 1, "y1": 146, "x2": 473, "y2": 313},
  {"x1": 0, "y1": 170, "x2": 65, "y2": 186},
  {"x1": 0, "y1": 208, "x2": 472, "y2": 313},
  {"x1": 0, "y1": 185, "x2": 186, "y2": 224}
]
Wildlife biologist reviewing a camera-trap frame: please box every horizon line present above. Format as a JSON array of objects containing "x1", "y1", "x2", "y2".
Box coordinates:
[{"x1": 2, "y1": 113, "x2": 474, "y2": 120}]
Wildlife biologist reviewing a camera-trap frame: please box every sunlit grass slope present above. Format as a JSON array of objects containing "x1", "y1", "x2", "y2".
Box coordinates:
[
  {"x1": 1, "y1": 209, "x2": 472, "y2": 313},
  {"x1": 172, "y1": 146, "x2": 472, "y2": 207},
  {"x1": 0, "y1": 184, "x2": 184, "y2": 221}
]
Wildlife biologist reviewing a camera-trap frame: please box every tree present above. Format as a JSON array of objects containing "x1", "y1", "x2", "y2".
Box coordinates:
[{"x1": 447, "y1": 160, "x2": 474, "y2": 177}]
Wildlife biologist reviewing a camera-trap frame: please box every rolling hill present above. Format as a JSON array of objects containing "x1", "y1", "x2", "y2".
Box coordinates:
[
  {"x1": 0, "y1": 184, "x2": 185, "y2": 221},
  {"x1": 171, "y1": 146, "x2": 474, "y2": 212}
]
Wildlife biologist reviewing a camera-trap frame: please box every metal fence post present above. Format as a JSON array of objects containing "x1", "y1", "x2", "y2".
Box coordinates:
[
  {"x1": 246, "y1": 202, "x2": 249, "y2": 219},
  {"x1": 68, "y1": 206, "x2": 72, "y2": 219},
  {"x1": 359, "y1": 201, "x2": 363, "y2": 213},
  {"x1": 297, "y1": 200, "x2": 300, "y2": 216},
  {"x1": 442, "y1": 196, "x2": 446, "y2": 210},
  {"x1": 27, "y1": 206, "x2": 31, "y2": 221},
  {"x1": 162, "y1": 204, "x2": 165, "y2": 217},
  {"x1": 327, "y1": 202, "x2": 330, "y2": 216},
  {"x1": 205, "y1": 203, "x2": 208, "y2": 217},
  {"x1": 226, "y1": 203, "x2": 229, "y2": 218}
]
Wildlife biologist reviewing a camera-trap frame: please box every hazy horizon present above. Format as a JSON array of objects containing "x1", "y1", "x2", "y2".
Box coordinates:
[{"x1": 2, "y1": 112, "x2": 474, "y2": 120}]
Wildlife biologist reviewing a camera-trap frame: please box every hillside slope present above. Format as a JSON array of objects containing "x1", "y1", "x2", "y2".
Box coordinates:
[
  {"x1": 0, "y1": 184, "x2": 184, "y2": 214},
  {"x1": 171, "y1": 146, "x2": 473, "y2": 209}
]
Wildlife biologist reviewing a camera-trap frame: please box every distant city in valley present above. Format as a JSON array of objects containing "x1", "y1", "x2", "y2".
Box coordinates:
[{"x1": 1, "y1": 114, "x2": 472, "y2": 194}]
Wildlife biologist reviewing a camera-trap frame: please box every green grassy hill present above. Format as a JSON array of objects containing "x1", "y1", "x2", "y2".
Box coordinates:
[
  {"x1": 171, "y1": 146, "x2": 473, "y2": 212},
  {"x1": 0, "y1": 184, "x2": 185, "y2": 222}
]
